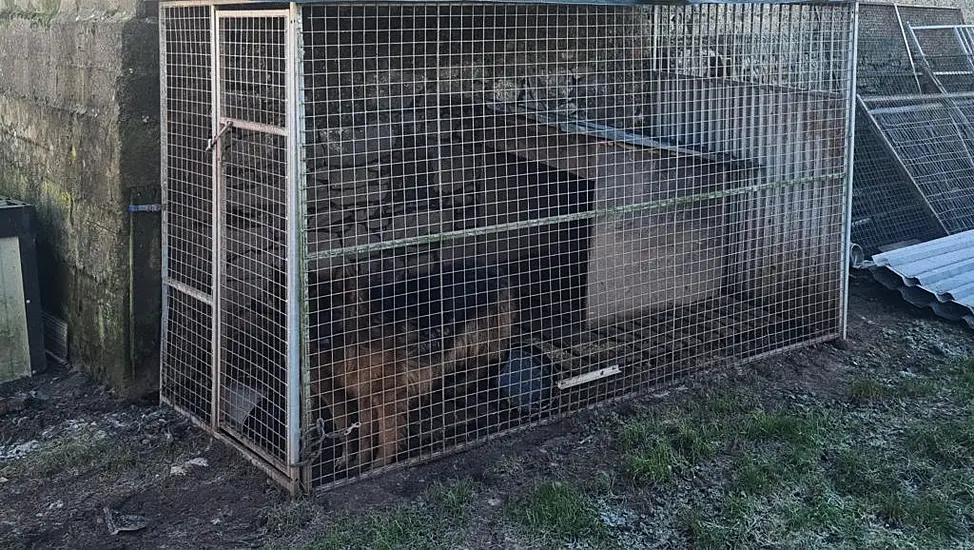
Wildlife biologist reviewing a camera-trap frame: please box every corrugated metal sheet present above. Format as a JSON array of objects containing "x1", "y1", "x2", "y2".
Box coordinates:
[{"x1": 865, "y1": 229, "x2": 974, "y2": 329}]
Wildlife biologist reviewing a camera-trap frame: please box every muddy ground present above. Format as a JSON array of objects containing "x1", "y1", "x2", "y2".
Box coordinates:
[{"x1": 2, "y1": 274, "x2": 973, "y2": 550}]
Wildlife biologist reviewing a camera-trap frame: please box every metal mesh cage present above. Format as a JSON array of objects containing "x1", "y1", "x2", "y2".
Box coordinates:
[{"x1": 159, "y1": 1, "x2": 858, "y2": 493}]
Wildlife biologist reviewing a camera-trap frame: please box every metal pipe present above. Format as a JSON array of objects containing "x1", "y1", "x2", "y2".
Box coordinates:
[
  {"x1": 909, "y1": 23, "x2": 974, "y2": 31},
  {"x1": 158, "y1": 4, "x2": 172, "y2": 404},
  {"x1": 164, "y1": 277, "x2": 213, "y2": 306},
  {"x1": 158, "y1": 0, "x2": 858, "y2": 7},
  {"x1": 838, "y1": 0, "x2": 859, "y2": 343},
  {"x1": 284, "y1": 1, "x2": 304, "y2": 495},
  {"x1": 860, "y1": 90, "x2": 974, "y2": 103},
  {"x1": 893, "y1": 4, "x2": 922, "y2": 94},
  {"x1": 209, "y1": 3, "x2": 223, "y2": 432},
  {"x1": 218, "y1": 117, "x2": 288, "y2": 137},
  {"x1": 305, "y1": 172, "x2": 844, "y2": 262}
]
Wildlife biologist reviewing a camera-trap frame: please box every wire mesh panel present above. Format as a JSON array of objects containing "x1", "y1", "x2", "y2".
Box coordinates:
[
  {"x1": 860, "y1": 94, "x2": 974, "y2": 237},
  {"x1": 847, "y1": 5, "x2": 966, "y2": 255},
  {"x1": 295, "y1": 2, "x2": 856, "y2": 491},
  {"x1": 909, "y1": 25, "x2": 974, "y2": 94},
  {"x1": 160, "y1": 5, "x2": 215, "y2": 425},
  {"x1": 644, "y1": 4, "x2": 852, "y2": 345},
  {"x1": 855, "y1": 4, "x2": 964, "y2": 96},
  {"x1": 851, "y1": 104, "x2": 946, "y2": 255},
  {"x1": 215, "y1": 10, "x2": 292, "y2": 470}
]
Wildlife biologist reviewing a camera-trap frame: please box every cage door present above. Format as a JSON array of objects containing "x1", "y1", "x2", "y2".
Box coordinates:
[{"x1": 213, "y1": 8, "x2": 294, "y2": 475}]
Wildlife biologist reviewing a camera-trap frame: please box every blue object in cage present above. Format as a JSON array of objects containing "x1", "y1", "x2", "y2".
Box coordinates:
[{"x1": 498, "y1": 346, "x2": 554, "y2": 414}]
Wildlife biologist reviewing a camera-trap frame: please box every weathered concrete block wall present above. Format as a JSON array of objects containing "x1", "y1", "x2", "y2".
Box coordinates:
[{"x1": 0, "y1": 0, "x2": 160, "y2": 393}]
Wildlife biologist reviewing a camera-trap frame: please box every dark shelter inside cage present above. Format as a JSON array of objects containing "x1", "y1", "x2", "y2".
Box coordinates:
[{"x1": 159, "y1": 0, "x2": 858, "y2": 492}]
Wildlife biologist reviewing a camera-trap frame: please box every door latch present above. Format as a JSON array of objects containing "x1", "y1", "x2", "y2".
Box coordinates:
[{"x1": 205, "y1": 120, "x2": 234, "y2": 153}]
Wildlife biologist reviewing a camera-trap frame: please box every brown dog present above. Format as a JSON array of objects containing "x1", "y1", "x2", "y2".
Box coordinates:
[{"x1": 308, "y1": 263, "x2": 515, "y2": 471}]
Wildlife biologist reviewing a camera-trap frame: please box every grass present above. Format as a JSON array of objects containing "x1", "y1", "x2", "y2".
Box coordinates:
[
  {"x1": 891, "y1": 376, "x2": 941, "y2": 399},
  {"x1": 269, "y1": 352, "x2": 974, "y2": 550},
  {"x1": 302, "y1": 479, "x2": 476, "y2": 550},
  {"x1": 619, "y1": 418, "x2": 719, "y2": 484},
  {"x1": 309, "y1": 509, "x2": 438, "y2": 550},
  {"x1": 959, "y1": 358, "x2": 974, "y2": 394},
  {"x1": 506, "y1": 481, "x2": 607, "y2": 544},
  {"x1": 849, "y1": 377, "x2": 887, "y2": 404},
  {"x1": 741, "y1": 408, "x2": 831, "y2": 448},
  {"x1": 904, "y1": 416, "x2": 974, "y2": 467},
  {"x1": 662, "y1": 365, "x2": 972, "y2": 549}
]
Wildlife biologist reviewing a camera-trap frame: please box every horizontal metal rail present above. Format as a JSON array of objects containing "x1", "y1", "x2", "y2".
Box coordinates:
[
  {"x1": 164, "y1": 278, "x2": 214, "y2": 307},
  {"x1": 307, "y1": 172, "x2": 844, "y2": 261}
]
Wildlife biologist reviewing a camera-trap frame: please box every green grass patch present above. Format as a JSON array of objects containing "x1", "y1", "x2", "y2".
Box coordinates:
[
  {"x1": 621, "y1": 421, "x2": 682, "y2": 483},
  {"x1": 625, "y1": 441, "x2": 682, "y2": 484},
  {"x1": 827, "y1": 447, "x2": 901, "y2": 500},
  {"x1": 507, "y1": 481, "x2": 606, "y2": 544},
  {"x1": 891, "y1": 376, "x2": 941, "y2": 399},
  {"x1": 781, "y1": 484, "x2": 861, "y2": 536},
  {"x1": 742, "y1": 409, "x2": 830, "y2": 448},
  {"x1": 309, "y1": 508, "x2": 439, "y2": 550},
  {"x1": 904, "y1": 416, "x2": 974, "y2": 467},
  {"x1": 620, "y1": 419, "x2": 720, "y2": 484},
  {"x1": 701, "y1": 390, "x2": 751, "y2": 417},
  {"x1": 304, "y1": 479, "x2": 476, "y2": 550},
  {"x1": 667, "y1": 420, "x2": 720, "y2": 461},
  {"x1": 424, "y1": 478, "x2": 475, "y2": 521},
  {"x1": 955, "y1": 357, "x2": 974, "y2": 399},
  {"x1": 849, "y1": 378, "x2": 887, "y2": 404},
  {"x1": 682, "y1": 495, "x2": 760, "y2": 550},
  {"x1": 874, "y1": 488, "x2": 962, "y2": 539},
  {"x1": 732, "y1": 452, "x2": 792, "y2": 494}
]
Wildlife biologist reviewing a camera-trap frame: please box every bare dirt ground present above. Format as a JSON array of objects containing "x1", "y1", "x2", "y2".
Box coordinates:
[{"x1": 2, "y1": 275, "x2": 973, "y2": 550}]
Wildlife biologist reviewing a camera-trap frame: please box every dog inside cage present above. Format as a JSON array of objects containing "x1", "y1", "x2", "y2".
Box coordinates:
[
  {"x1": 160, "y1": 1, "x2": 856, "y2": 491},
  {"x1": 304, "y1": 261, "x2": 515, "y2": 472}
]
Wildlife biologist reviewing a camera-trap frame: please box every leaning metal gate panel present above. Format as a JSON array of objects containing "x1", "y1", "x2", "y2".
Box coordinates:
[{"x1": 213, "y1": 8, "x2": 300, "y2": 486}]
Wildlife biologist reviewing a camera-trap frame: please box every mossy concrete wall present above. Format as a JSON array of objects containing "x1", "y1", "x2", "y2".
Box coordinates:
[{"x1": 0, "y1": 0, "x2": 160, "y2": 394}]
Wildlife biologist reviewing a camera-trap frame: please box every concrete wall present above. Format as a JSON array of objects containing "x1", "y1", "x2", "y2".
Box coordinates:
[{"x1": 0, "y1": 0, "x2": 160, "y2": 394}]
